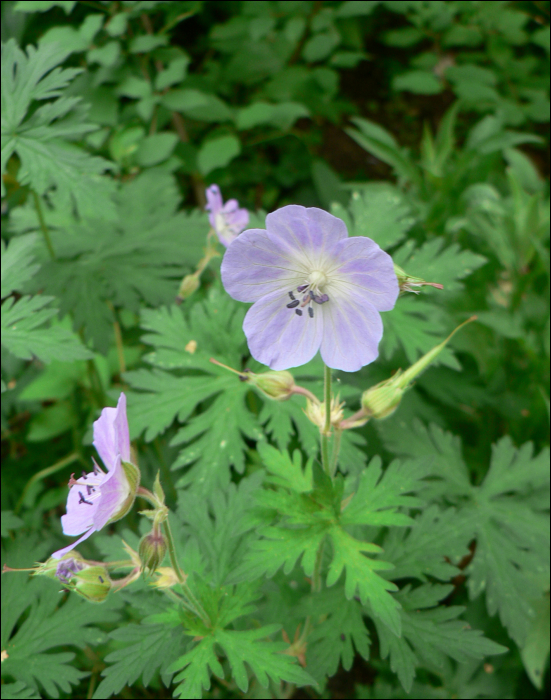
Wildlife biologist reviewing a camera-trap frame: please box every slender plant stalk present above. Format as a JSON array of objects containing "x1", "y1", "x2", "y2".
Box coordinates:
[
  {"x1": 162, "y1": 518, "x2": 210, "y2": 626},
  {"x1": 15, "y1": 452, "x2": 80, "y2": 514},
  {"x1": 32, "y1": 190, "x2": 55, "y2": 259},
  {"x1": 297, "y1": 538, "x2": 326, "y2": 645},
  {"x1": 329, "y1": 428, "x2": 342, "y2": 479},
  {"x1": 321, "y1": 364, "x2": 332, "y2": 476}
]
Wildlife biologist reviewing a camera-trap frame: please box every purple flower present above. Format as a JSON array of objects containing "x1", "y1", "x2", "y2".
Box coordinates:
[
  {"x1": 51, "y1": 393, "x2": 140, "y2": 559},
  {"x1": 221, "y1": 205, "x2": 399, "y2": 372},
  {"x1": 205, "y1": 184, "x2": 249, "y2": 247},
  {"x1": 55, "y1": 557, "x2": 84, "y2": 583}
]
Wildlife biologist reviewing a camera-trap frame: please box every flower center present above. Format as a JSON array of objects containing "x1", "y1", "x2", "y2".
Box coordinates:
[
  {"x1": 215, "y1": 212, "x2": 231, "y2": 234},
  {"x1": 309, "y1": 269, "x2": 328, "y2": 289},
  {"x1": 285, "y1": 271, "x2": 330, "y2": 319}
]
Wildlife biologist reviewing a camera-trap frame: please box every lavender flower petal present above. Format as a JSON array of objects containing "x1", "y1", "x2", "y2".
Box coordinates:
[
  {"x1": 52, "y1": 528, "x2": 96, "y2": 560},
  {"x1": 328, "y1": 237, "x2": 399, "y2": 311},
  {"x1": 243, "y1": 288, "x2": 324, "y2": 370},
  {"x1": 93, "y1": 393, "x2": 130, "y2": 471},
  {"x1": 221, "y1": 228, "x2": 305, "y2": 303},
  {"x1": 93, "y1": 456, "x2": 132, "y2": 530},
  {"x1": 320, "y1": 292, "x2": 383, "y2": 371}
]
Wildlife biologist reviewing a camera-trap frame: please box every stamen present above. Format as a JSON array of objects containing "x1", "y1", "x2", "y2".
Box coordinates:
[
  {"x1": 86, "y1": 485, "x2": 95, "y2": 495},
  {"x1": 93, "y1": 462, "x2": 99, "y2": 475},
  {"x1": 288, "y1": 291, "x2": 296, "y2": 300},
  {"x1": 313, "y1": 293, "x2": 329, "y2": 304},
  {"x1": 78, "y1": 491, "x2": 94, "y2": 506},
  {"x1": 98, "y1": 576, "x2": 104, "y2": 583},
  {"x1": 81, "y1": 470, "x2": 87, "y2": 480},
  {"x1": 297, "y1": 284, "x2": 308, "y2": 292},
  {"x1": 295, "y1": 309, "x2": 303, "y2": 316},
  {"x1": 308, "y1": 307, "x2": 314, "y2": 318},
  {"x1": 287, "y1": 299, "x2": 300, "y2": 309}
]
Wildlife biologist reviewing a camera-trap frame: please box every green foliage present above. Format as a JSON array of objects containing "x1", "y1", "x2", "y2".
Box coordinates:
[
  {"x1": 1, "y1": 39, "x2": 116, "y2": 219},
  {"x1": 1, "y1": 235, "x2": 92, "y2": 364},
  {"x1": 1, "y1": 536, "x2": 120, "y2": 698},
  {"x1": 170, "y1": 625, "x2": 314, "y2": 698},
  {"x1": 1, "y1": 1, "x2": 548, "y2": 699}
]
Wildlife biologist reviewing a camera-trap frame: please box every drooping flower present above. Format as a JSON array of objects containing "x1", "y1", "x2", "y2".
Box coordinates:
[
  {"x1": 221, "y1": 205, "x2": 399, "y2": 372},
  {"x1": 205, "y1": 184, "x2": 249, "y2": 247},
  {"x1": 51, "y1": 393, "x2": 140, "y2": 559}
]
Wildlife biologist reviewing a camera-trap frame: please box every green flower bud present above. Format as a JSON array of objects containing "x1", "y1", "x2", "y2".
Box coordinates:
[
  {"x1": 71, "y1": 565, "x2": 112, "y2": 602},
  {"x1": 361, "y1": 376, "x2": 404, "y2": 420},
  {"x1": 361, "y1": 317, "x2": 476, "y2": 420},
  {"x1": 244, "y1": 369, "x2": 296, "y2": 401},
  {"x1": 139, "y1": 531, "x2": 168, "y2": 573},
  {"x1": 177, "y1": 273, "x2": 200, "y2": 302},
  {"x1": 394, "y1": 263, "x2": 444, "y2": 294}
]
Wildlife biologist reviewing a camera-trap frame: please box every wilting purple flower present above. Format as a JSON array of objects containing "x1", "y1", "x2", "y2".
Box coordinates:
[
  {"x1": 221, "y1": 205, "x2": 399, "y2": 372},
  {"x1": 51, "y1": 393, "x2": 140, "y2": 559},
  {"x1": 205, "y1": 184, "x2": 249, "y2": 247}
]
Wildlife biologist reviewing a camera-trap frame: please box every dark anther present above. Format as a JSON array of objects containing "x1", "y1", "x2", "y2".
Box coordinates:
[
  {"x1": 81, "y1": 470, "x2": 87, "y2": 480},
  {"x1": 308, "y1": 307, "x2": 314, "y2": 318},
  {"x1": 313, "y1": 293, "x2": 329, "y2": 304},
  {"x1": 288, "y1": 291, "x2": 296, "y2": 300},
  {"x1": 340, "y1": 633, "x2": 346, "y2": 642},
  {"x1": 286, "y1": 299, "x2": 300, "y2": 309},
  {"x1": 86, "y1": 484, "x2": 95, "y2": 495},
  {"x1": 98, "y1": 576, "x2": 104, "y2": 583},
  {"x1": 93, "y1": 462, "x2": 99, "y2": 475},
  {"x1": 297, "y1": 284, "x2": 308, "y2": 292},
  {"x1": 78, "y1": 491, "x2": 94, "y2": 506},
  {"x1": 295, "y1": 309, "x2": 303, "y2": 316}
]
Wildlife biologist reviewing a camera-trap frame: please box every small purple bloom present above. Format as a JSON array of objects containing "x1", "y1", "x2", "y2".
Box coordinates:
[
  {"x1": 221, "y1": 205, "x2": 399, "y2": 372},
  {"x1": 55, "y1": 557, "x2": 84, "y2": 583},
  {"x1": 205, "y1": 184, "x2": 249, "y2": 247},
  {"x1": 52, "y1": 393, "x2": 140, "y2": 559}
]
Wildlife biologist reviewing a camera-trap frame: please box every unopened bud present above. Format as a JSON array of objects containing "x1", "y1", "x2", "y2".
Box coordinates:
[
  {"x1": 71, "y1": 565, "x2": 112, "y2": 602},
  {"x1": 244, "y1": 369, "x2": 296, "y2": 401},
  {"x1": 361, "y1": 317, "x2": 476, "y2": 420},
  {"x1": 394, "y1": 263, "x2": 443, "y2": 294},
  {"x1": 139, "y1": 531, "x2": 168, "y2": 573},
  {"x1": 176, "y1": 273, "x2": 200, "y2": 302},
  {"x1": 209, "y1": 358, "x2": 298, "y2": 401}
]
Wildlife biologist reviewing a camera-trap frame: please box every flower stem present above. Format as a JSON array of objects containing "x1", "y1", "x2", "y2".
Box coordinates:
[
  {"x1": 162, "y1": 518, "x2": 209, "y2": 626},
  {"x1": 297, "y1": 538, "x2": 325, "y2": 645},
  {"x1": 15, "y1": 452, "x2": 80, "y2": 514},
  {"x1": 329, "y1": 428, "x2": 342, "y2": 479},
  {"x1": 321, "y1": 364, "x2": 332, "y2": 476},
  {"x1": 32, "y1": 190, "x2": 55, "y2": 260}
]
